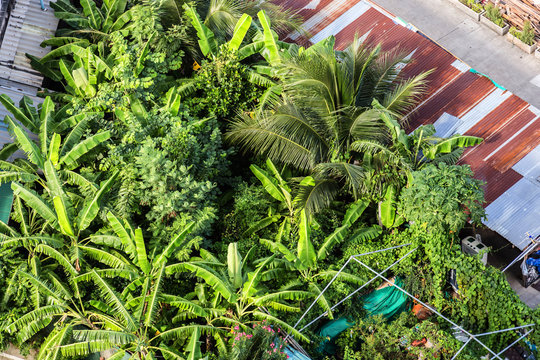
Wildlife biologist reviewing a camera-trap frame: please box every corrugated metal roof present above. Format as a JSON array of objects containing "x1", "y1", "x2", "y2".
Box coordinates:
[
  {"x1": 484, "y1": 178, "x2": 540, "y2": 250},
  {"x1": 513, "y1": 145, "x2": 540, "y2": 180},
  {"x1": 0, "y1": 0, "x2": 58, "y2": 87},
  {"x1": 277, "y1": 0, "x2": 540, "y2": 247}
]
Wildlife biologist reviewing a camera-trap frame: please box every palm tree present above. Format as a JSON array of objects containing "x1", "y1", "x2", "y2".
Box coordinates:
[{"x1": 227, "y1": 36, "x2": 431, "y2": 214}]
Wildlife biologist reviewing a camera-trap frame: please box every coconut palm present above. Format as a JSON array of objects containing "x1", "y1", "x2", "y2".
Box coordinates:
[{"x1": 227, "y1": 36, "x2": 431, "y2": 214}]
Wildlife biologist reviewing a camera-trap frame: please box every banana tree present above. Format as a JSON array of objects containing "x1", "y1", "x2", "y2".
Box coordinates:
[
  {"x1": 0, "y1": 94, "x2": 107, "y2": 189},
  {"x1": 3, "y1": 251, "x2": 98, "y2": 360},
  {"x1": 51, "y1": 0, "x2": 134, "y2": 37},
  {"x1": 261, "y1": 201, "x2": 380, "y2": 316},
  {"x1": 242, "y1": 159, "x2": 296, "y2": 241},
  {"x1": 7, "y1": 160, "x2": 117, "y2": 271},
  {"x1": 166, "y1": 242, "x2": 312, "y2": 342}
]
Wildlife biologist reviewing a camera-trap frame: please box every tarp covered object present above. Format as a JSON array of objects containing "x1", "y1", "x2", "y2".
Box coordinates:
[
  {"x1": 362, "y1": 277, "x2": 409, "y2": 319},
  {"x1": 317, "y1": 278, "x2": 409, "y2": 354}
]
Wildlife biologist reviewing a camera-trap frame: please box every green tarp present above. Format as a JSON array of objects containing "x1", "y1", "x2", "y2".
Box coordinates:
[
  {"x1": 362, "y1": 277, "x2": 409, "y2": 319},
  {"x1": 0, "y1": 182, "x2": 13, "y2": 224},
  {"x1": 318, "y1": 278, "x2": 409, "y2": 354}
]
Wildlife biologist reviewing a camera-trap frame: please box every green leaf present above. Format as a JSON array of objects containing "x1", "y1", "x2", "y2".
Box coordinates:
[
  {"x1": 4, "y1": 116, "x2": 43, "y2": 168},
  {"x1": 107, "y1": 212, "x2": 136, "y2": 258},
  {"x1": 59, "y1": 131, "x2": 110, "y2": 169},
  {"x1": 343, "y1": 199, "x2": 369, "y2": 226},
  {"x1": 250, "y1": 164, "x2": 284, "y2": 202},
  {"x1": 80, "y1": 0, "x2": 102, "y2": 29},
  {"x1": 317, "y1": 225, "x2": 348, "y2": 261},
  {"x1": 297, "y1": 210, "x2": 315, "y2": 269},
  {"x1": 59, "y1": 60, "x2": 82, "y2": 97},
  {"x1": 72, "y1": 67, "x2": 95, "y2": 97},
  {"x1": 145, "y1": 264, "x2": 165, "y2": 326},
  {"x1": 11, "y1": 183, "x2": 57, "y2": 226},
  {"x1": 238, "y1": 40, "x2": 264, "y2": 61},
  {"x1": 242, "y1": 215, "x2": 280, "y2": 236},
  {"x1": 135, "y1": 32, "x2": 155, "y2": 77},
  {"x1": 48, "y1": 133, "x2": 61, "y2": 165},
  {"x1": 379, "y1": 185, "x2": 397, "y2": 228},
  {"x1": 424, "y1": 135, "x2": 483, "y2": 159},
  {"x1": 183, "y1": 4, "x2": 218, "y2": 57},
  {"x1": 228, "y1": 14, "x2": 252, "y2": 51},
  {"x1": 0, "y1": 94, "x2": 37, "y2": 131},
  {"x1": 186, "y1": 328, "x2": 202, "y2": 360},
  {"x1": 155, "y1": 222, "x2": 195, "y2": 267},
  {"x1": 257, "y1": 10, "x2": 280, "y2": 64},
  {"x1": 53, "y1": 196, "x2": 74, "y2": 237},
  {"x1": 134, "y1": 228, "x2": 150, "y2": 274},
  {"x1": 77, "y1": 171, "x2": 118, "y2": 232},
  {"x1": 164, "y1": 87, "x2": 181, "y2": 116},
  {"x1": 227, "y1": 243, "x2": 242, "y2": 289}
]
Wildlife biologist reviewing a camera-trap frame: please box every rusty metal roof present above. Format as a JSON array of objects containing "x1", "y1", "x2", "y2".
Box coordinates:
[{"x1": 278, "y1": 0, "x2": 540, "y2": 249}]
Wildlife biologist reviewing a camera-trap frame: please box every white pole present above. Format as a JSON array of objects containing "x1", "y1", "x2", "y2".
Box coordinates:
[
  {"x1": 286, "y1": 242, "x2": 413, "y2": 340},
  {"x1": 450, "y1": 337, "x2": 471, "y2": 360},
  {"x1": 297, "y1": 247, "x2": 417, "y2": 333},
  {"x1": 495, "y1": 328, "x2": 535, "y2": 356}
]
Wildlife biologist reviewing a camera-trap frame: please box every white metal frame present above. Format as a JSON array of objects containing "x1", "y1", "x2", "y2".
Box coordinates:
[
  {"x1": 502, "y1": 232, "x2": 540, "y2": 273},
  {"x1": 285, "y1": 243, "x2": 535, "y2": 360}
]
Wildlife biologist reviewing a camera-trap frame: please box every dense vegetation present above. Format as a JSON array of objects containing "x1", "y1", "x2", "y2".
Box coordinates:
[{"x1": 0, "y1": 0, "x2": 538, "y2": 359}]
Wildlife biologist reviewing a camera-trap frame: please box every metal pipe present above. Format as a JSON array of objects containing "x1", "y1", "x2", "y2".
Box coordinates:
[
  {"x1": 289, "y1": 256, "x2": 353, "y2": 333},
  {"x1": 286, "y1": 243, "x2": 412, "y2": 340},
  {"x1": 450, "y1": 337, "x2": 471, "y2": 360},
  {"x1": 297, "y1": 247, "x2": 417, "y2": 333},
  {"x1": 495, "y1": 329, "x2": 534, "y2": 356},
  {"x1": 351, "y1": 257, "x2": 505, "y2": 360},
  {"x1": 350, "y1": 243, "x2": 412, "y2": 257},
  {"x1": 474, "y1": 324, "x2": 535, "y2": 337}
]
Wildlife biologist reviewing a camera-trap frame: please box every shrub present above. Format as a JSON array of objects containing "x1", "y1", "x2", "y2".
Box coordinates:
[
  {"x1": 510, "y1": 21, "x2": 536, "y2": 45},
  {"x1": 228, "y1": 322, "x2": 289, "y2": 360},
  {"x1": 465, "y1": 0, "x2": 484, "y2": 13},
  {"x1": 398, "y1": 163, "x2": 485, "y2": 233},
  {"x1": 484, "y1": 4, "x2": 505, "y2": 27}
]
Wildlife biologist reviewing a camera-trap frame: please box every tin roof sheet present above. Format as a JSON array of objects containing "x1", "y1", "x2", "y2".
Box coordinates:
[{"x1": 277, "y1": 0, "x2": 540, "y2": 247}]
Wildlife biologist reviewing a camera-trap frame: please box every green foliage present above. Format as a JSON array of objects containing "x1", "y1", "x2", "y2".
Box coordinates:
[
  {"x1": 399, "y1": 163, "x2": 485, "y2": 233},
  {"x1": 184, "y1": 48, "x2": 263, "y2": 121},
  {"x1": 484, "y1": 4, "x2": 506, "y2": 27},
  {"x1": 510, "y1": 21, "x2": 536, "y2": 45},
  {"x1": 228, "y1": 322, "x2": 289, "y2": 360},
  {"x1": 103, "y1": 105, "x2": 230, "y2": 243},
  {"x1": 2, "y1": 2, "x2": 538, "y2": 359},
  {"x1": 335, "y1": 313, "x2": 476, "y2": 360}
]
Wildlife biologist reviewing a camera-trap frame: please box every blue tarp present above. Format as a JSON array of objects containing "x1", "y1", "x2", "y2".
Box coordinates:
[{"x1": 284, "y1": 347, "x2": 311, "y2": 360}]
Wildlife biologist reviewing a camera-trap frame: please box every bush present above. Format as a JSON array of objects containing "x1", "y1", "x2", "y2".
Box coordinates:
[
  {"x1": 510, "y1": 21, "x2": 536, "y2": 45},
  {"x1": 398, "y1": 163, "x2": 485, "y2": 233},
  {"x1": 484, "y1": 4, "x2": 505, "y2": 27}
]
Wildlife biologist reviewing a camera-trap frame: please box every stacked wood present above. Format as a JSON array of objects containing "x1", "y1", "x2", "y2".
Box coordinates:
[{"x1": 488, "y1": 0, "x2": 540, "y2": 42}]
